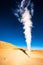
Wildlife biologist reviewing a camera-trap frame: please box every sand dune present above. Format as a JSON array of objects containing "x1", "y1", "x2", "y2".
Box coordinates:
[{"x1": 0, "y1": 41, "x2": 43, "y2": 65}]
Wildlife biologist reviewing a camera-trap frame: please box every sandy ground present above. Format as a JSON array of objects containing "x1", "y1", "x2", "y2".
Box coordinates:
[{"x1": 0, "y1": 41, "x2": 43, "y2": 65}]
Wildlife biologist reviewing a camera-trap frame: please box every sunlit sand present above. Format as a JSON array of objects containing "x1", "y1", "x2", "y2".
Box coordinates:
[{"x1": 0, "y1": 41, "x2": 43, "y2": 65}]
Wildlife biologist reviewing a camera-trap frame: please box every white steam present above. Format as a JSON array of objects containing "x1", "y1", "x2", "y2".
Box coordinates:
[
  {"x1": 21, "y1": 8, "x2": 32, "y2": 51},
  {"x1": 13, "y1": 0, "x2": 34, "y2": 51}
]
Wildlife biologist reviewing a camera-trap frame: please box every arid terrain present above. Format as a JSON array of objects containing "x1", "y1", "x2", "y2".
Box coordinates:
[{"x1": 0, "y1": 41, "x2": 43, "y2": 65}]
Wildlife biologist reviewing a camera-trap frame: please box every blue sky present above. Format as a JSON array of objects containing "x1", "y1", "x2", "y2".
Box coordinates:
[{"x1": 0, "y1": 0, "x2": 43, "y2": 49}]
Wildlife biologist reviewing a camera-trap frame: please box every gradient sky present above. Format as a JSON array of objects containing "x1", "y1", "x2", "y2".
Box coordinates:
[{"x1": 0, "y1": 0, "x2": 43, "y2": 49}]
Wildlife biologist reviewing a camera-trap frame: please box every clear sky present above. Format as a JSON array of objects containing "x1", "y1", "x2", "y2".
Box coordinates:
[{"x1": 0, "y1": 0, "x2": 43, "y2": 49}]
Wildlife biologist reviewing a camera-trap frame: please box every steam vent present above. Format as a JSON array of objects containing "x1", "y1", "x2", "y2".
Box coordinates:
[{"x1": 0, "y1": 41, "x2": 43, "y2": 65}]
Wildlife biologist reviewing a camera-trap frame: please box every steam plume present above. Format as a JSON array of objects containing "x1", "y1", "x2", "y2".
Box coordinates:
[
  {"x1": 13, "y1": 0, "x2": 34, "y2": 51},
  {"x1": 21, "y1": 8, "x2": 32, "y2": 51}
]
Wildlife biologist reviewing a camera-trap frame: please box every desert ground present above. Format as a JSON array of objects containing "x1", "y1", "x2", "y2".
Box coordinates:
[{"x1": 0, "y1": 41, "x2": 43, "y2": 65}]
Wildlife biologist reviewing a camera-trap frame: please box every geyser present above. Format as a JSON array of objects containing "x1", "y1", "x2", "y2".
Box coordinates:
[
  {"x1": 13, "y1": 0, "x2": 34, "y2": 53},
  {"x1": 21, "y1": 7, "x2": 32, "y2": 52}
]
